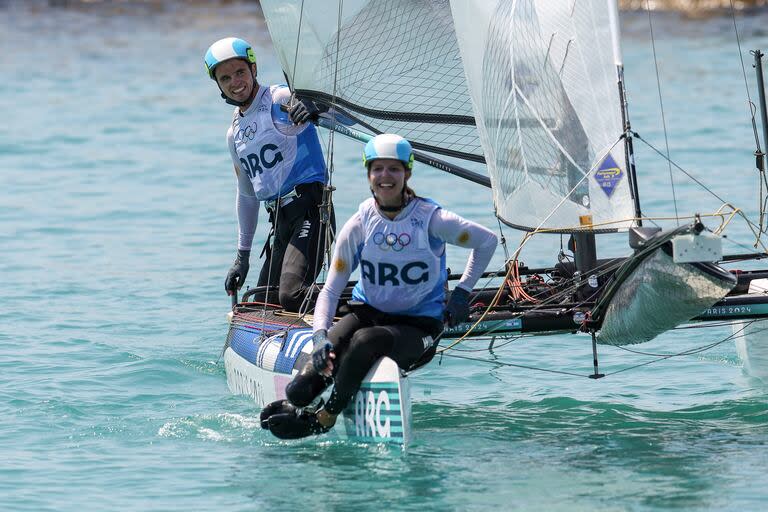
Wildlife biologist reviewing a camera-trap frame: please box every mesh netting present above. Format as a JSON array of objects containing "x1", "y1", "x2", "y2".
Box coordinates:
[
  {"x1": 226, "y1": 303, "x2": 311, "y2": 348},
  {"x1": 451, "y1": 0, "x2": 635, "y2": 231},
  {"x1": 597, "y1": 250, "x2": 736, "y2": 346}
]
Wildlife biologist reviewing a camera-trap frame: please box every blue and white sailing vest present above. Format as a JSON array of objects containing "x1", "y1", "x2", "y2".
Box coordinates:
[
  {"x1": 230, "y1": 85, "x2": 326, "y2": 201},
  {"x1": 351, "y1": 198, "x2": 447, "y2": 318}
]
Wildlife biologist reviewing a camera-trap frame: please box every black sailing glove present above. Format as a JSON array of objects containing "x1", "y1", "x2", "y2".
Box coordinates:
[
  {"x1": 224, "y1": 249, "x2": 250, "y2": 295},
  {"x1": 444, "y1": 286, "x2": 471, "y2": 327},
  {"x1": 288, "y1": 99, "x2": 321, "y2": 124},
  {"x1": 311, "y1": 329, "x2": 334, "y2": 375}
]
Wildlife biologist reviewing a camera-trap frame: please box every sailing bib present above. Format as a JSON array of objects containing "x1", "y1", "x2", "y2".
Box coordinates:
[
  {"x1": 229, "y1": 85, "x2": 326, "y2": 201},
  {"x1": 352, "y1": 198, "x2": 446, "y2": 318}
]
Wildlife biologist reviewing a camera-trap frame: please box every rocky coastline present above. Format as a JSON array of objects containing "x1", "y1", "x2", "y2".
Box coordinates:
[{"x1": 13, "y1": 0, "x2": 768, "y2": 16}]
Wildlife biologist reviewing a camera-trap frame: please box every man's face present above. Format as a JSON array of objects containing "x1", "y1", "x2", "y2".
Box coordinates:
[{"x1": 214, "y1": 59, "x2": 256, "y2": 105}]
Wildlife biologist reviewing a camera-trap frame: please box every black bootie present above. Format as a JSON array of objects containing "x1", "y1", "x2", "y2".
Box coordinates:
[
  {"x1": 260, "y1": 399, "x2": 331, "y2": 440},
  {"x1": 285, "y1": 361, "x2": 333, "y2": 407}
]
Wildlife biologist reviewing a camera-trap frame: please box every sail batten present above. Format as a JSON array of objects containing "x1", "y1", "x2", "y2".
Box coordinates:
[
  {"x1": 261, "y1": 0, "x2": 487, "y2": 165},
  {"x1": 261, "y1": 0, "x2": 637, "y2": 233},
  {"x1": 451, "y1": 0, "x2": 636, "y2": 232}
]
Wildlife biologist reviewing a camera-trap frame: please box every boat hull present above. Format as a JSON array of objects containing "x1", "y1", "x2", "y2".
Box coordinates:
[
  {"x1": 731, "y1": 279, "x2": 768, "y2": 384},
  {"x1": 597, "y1": 243, "x2": 736, "y2": 346},
  {"x1": 225, "y1": 309, "x2": 411, "y2": 445}
]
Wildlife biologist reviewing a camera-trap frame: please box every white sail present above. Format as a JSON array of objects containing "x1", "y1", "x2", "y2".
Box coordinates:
[
  {"x1": 260, "y1": 0, "x2": 485, "y2": 164},
  {"x1": 450, "y1": 0, "x2": 636, "y2": 231},
  {"x1": 262, "y1": 0, "x2": 636, "y2": 232}
]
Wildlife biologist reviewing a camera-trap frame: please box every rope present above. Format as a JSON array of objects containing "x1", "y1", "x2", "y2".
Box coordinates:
[
  {"x1": 439, "y1": 351, "x2": 591, "y2": 379},
  {"x1": 730, "y1": 0, "x2": 761, "y2": 152},
  {"x1": 633, "y1": 133, "x2": 768, "y2": 253},
  {"x1": 645, "y1": 1, "x2": 679, "y2": 225},
  {"x1": 603, "y1": 321, "x2": 758, "y2": 377},
  {"x1": 437, "y1": 252, "x2": 630, "y2": 353},
  {"x1": 289, "y1": 0, "x2": 306, "y2": 91},
  {"x1": 729, "y1": 0, "x2": 768, "y2": 245},
  {"x1": 297, "y1": 0, "x2": 346, "y2": 320},
  {"x1": 437, "y1": 318, "x2": 765, "y2": 381}
]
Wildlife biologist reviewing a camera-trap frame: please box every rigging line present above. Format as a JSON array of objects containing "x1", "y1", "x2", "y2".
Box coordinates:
[
  {"x1": 636, "y1": 134, "x2": 768, "y2": 252},
  {"x1": 495, "y1": 212, "x2": 511, "y2": 262},
  {"x1": 437, "y1": 260, "x2": 518, "y2": 351},
  {"x1": 604, "y1": 323, "x2": 748, "y2": 377},
  {"x1": 447, "y1": 334, "x2": 528, "y2": 352},
  {"x1": 645, "y1": 1, "x2": 679, "y2": 226},
  {"x1": 613, "y1": 320, "x2": 765, "y2": 358},
  {"x1": 442, "y1": 256, "x2": 626, "y2": 351},
  {"x1": 289, "y1": 0, "x2": 306, "y2": 92},
  {"x1": 257, "y1": 198, "x2": 282, "y2": 327},
  {"x1": 518, "y1": 136, "x2": 627, "y2": 236},
  {"x1": 729, "y1": 0, "x2": 761, "y2": 152},
  {"x1": 722, "y1": 232, "x2": 768, "y2": 255},
  {"x1": 531, "y1": 209, "x2": 743, "y2": 234},
  {"x1": 443, "y1": 208, "x2": 733, "y2": 350},
  {"x1": 498, "y1": 251, "x2": 622, "y2": 312},
  {"x1": 252, "y1": 0, "x2": 310, "y2": 329},
  {"x1": 729, "y1": 1, "x2": 767, "y2": 240},
  {"x1": 634, "y1": 133, "x2": 736, "y2": 206},
  {"x1": 439, "y1": 352, "x2": 590, "y2": 379},
  {"x1": 298, "y1": 2, "x2": 345, "y2": 321},
  {"x1": 674, "y1": 320, "x2": 760, "y2": 330}
]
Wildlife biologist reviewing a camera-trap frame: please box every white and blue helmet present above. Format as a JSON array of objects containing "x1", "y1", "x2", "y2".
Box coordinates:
[
  {"x1": 363, "y1": 134, "x2": 414, "y2": 171},
  {"x1": 204, "y1": 37, "x2": 256, "y2": 80}
]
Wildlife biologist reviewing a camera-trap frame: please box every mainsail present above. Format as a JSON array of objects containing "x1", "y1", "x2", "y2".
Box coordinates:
[
  {"x1": 261, "y1": 0, "x2": 484, "y2": 163},
  {"x1": 262, "y1": 0, "x2": 637, "y2": 233},
  {"x1": 450, "y1": 0, "x2": 635, "y2": 231}
]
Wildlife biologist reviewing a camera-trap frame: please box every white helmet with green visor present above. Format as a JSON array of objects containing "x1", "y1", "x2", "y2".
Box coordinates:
[{"x1": 204, "y1": 37, "x2": 257, "y2": 106}]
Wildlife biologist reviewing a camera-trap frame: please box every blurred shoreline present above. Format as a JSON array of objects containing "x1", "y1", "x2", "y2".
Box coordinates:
[
  {"x1": 4, "y1": 0, "x2": 768, "y2": 16},
  {"x1": 621, "y1": 0, "x2": 768, "y2": 15}
]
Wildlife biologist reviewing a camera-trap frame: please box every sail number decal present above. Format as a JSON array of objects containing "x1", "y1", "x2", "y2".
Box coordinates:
[
  {"x1": 239, "y1": 144, "x2": 284, "y2": 178},
  {"x1": 593, "y1": 153, "x2": 624, "y2": 198},
  {"x1": 347, "y1": 383, "x2": 403, "y2": 441}
]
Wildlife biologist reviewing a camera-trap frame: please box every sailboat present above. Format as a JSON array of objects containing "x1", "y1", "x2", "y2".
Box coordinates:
[{"x1": 223, "y1": 0, "x2": 768, "y2": 445}]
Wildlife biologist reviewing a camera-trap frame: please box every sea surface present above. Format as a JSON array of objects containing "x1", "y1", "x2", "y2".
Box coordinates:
[{"x1": 2, "y1": 1, "x2": 768, "y2": 511}]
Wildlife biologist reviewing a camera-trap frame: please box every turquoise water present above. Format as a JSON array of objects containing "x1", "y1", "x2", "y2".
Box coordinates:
[{"x1": 2, "y1": 2, "x2": 768, "y2": 510}]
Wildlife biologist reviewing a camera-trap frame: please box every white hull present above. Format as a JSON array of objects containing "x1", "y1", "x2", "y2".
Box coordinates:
[
  {"x1": 225, "y1": 326, "x2": 412, "y2": 445},
  {"x1": 732, "y1": 279, "x2": 768, "y2": 384}
]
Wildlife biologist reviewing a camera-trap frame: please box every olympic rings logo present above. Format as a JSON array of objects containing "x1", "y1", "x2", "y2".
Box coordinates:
[
  {"x1": 372, "y1": 231, "x2": 411, "y2": 252},
  {"x1": 235, "y1": 121, "x2": 258, "y2": 142}
]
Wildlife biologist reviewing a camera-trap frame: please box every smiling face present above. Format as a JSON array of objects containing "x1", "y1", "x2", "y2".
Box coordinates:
[
  {"x1": 368, "y1": 158, "x2": 410, "y2": 208},
  {"x1": 214, "y1": 59, "x2": 257, "y2": 107}
]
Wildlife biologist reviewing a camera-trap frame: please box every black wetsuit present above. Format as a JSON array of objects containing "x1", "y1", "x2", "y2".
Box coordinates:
[
  {"x1": 287, "y1": 303, "x2": 443, "y2": 414},
  {"x1": 254, "y1": 181, "x2": 335, "y2": 312}
]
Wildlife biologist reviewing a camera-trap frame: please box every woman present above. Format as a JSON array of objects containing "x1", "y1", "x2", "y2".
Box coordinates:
[{"x1": 261, "y1": 134, "x2": 498, "y2": 439}]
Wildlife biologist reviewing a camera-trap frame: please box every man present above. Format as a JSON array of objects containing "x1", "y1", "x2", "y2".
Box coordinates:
[{"x1": 204, "y1": 37, "x2": 334, "y2": 311}]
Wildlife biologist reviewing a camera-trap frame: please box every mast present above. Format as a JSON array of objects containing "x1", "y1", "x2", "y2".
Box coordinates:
[
  {"x1": 755, "y1": 50, "x2": 768, "y2": 163},
  {"x1": 607, "y1": 0, "x2": 643, "y2": 226}
]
